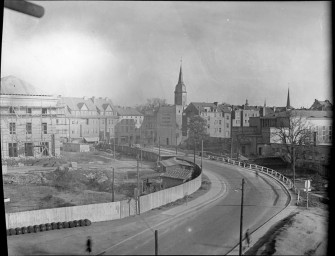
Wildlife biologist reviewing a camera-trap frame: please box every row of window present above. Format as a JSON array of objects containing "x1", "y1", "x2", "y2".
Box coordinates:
[
  {"x1": 9, "y1": 107, "x2": 50, "y2": 115},
  {"x1": 8, "y1": 142, "x2": 49, "y2": 157},
  {"x1": 9, "y1": 122, "x2": 47, "y2": 135}
]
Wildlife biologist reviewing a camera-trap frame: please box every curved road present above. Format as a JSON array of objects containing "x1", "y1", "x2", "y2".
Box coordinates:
[{"x1": 102, "y1": 156, "x2": 290, "y2": 255}]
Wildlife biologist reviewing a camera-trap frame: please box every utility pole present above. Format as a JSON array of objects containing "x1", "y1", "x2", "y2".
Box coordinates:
[
  {"x1": 137, "y1": 155, "x2": 140, "y2": 215},
  {"x1": 176, "y1": 134, "x2": 178, "y2": 155},
  {"x1": 113, "y1": 137, "x2": 116, "y2": 162},
  {"x1": 292, "y1": 146, "x2": 296, "y2": 187},
  {"x1": 239, "y1": 178, "x2": 245, "y2": 256},
  {"x1": 230, "y1": 137, "x2": 233, "y2": 159},
  {"x1": 201, "y1": 139, "x2": 203, "y2": 170},
  {"x1": 193, "y1": 142, "x2": 196, "y2": 165},
  {"x1": 155, "y1": 230, "x2": 158, "y2": 255},
  {"x1": 112, "y1": 167, "x2": 115, "y2": 202},
  {"x1": 158, "y1": 137, "x2": 161, "y2": 161}
]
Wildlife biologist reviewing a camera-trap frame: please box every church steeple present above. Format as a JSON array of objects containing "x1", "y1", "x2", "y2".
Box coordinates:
[
  {"x1": 286, "y1": 88, "x2": 291, "y2": 109},
  {"x1": 174, "y1": 59, "x2": 187, "y2": 107}
]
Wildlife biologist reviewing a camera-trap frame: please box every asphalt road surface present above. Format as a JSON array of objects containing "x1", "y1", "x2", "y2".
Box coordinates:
[{"x1": 101, "y1": 156, "x2": 290, "y2": 255}]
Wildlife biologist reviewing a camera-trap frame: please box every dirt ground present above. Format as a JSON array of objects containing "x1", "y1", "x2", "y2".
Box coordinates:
[
  {"x1": 3, "y1": 150, "x2": 159, "y2": 213},
  {"x1": 246, "y1": 206, "x2": 328, "y2": 256}
]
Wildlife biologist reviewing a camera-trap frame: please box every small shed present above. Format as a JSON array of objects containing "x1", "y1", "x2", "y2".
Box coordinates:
[
  {"x1": 158, "y1": 157, "x2": 193, "y2": 173},
  {"x1": 160, "y1": 168, "x2": 193, "y2": 188}
]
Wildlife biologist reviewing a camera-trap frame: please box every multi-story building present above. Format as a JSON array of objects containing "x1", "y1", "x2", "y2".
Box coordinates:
[
  {"x1": 141, "y1": 110, "x2": 157, "y2": 145},
  {"x1": 0, "y1": 76, "x2": 62, "y2": 159},
  {"x1": 114, "y1": 106, "x2": 144, "y2": 145},
  {"x1": 309, "y1": 99, "x2": 332, "y2": 111},
  {"x1": 58, "y1": 96, "x2": 118, "y2": 144},
  {"x1": 182, "y1": 102, "x2": 231, "y2": 139}
]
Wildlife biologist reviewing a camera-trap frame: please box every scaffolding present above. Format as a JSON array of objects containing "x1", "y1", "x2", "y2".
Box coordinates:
[{"x1": 0, "y1": 101, "x2": 64, "y2": 163}]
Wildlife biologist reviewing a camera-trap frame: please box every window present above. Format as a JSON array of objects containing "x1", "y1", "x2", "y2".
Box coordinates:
[
  {"x1": 207, "y1": 124, "x2": 210, "y2": 129},
  {"x1": 42, "y1": 108, "x2": 47, "y2": 115},
  {"x1": 9, "y1": 143, "x2": 18, "y2": 157},
  {"x1": 26, "y1": 123, "x2": 32, "y2": 134},
  {"x1": 219, "y1": 120, "x2": 222, "y2": 125},
  {"x1": 42, "y1": 123, "x2": 47, "y2": 134},
  {"x1": 9, "y1": 106, "x2": 15, "y2": 114},
  {"x1": 25, "y1": 143, "x2": 34, "y2": 156},
  {"x1": 226, "y1": 123, "x2": 229, "y2": 128},
  {"x1": 329, "y1": 126, "x2": 332, "y2": 142},
  {"x1": 219, "y1": 128, "x2": 221, "y2": 133},
  {"x1": 322, "y1": 126, "x2": 326, "y2": 141},
  {"x1": 56, "y1": 119, "x2": 59, "y2": 124},
  {"x1": 86, "y1": 119, "x2": 89, "y2": 125},
  {"x1": 26, "y1": 108, "x2": 32, "y2": 114},
  {"x1": 10, "y1": 123, "x2": 16, "y2": 134}
]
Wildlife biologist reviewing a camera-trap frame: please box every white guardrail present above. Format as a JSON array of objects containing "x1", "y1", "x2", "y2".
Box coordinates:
[{"x1": 206, "y1": 155, "x2": 299, "y2": 194}]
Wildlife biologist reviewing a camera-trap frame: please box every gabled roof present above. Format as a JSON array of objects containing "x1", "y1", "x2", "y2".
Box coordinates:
[
  {"x1": 92, "y1": 97, "x2": 114, "y2": 112},
  {"x1": 1, "y1": 76, "x2": 50, "y2": 96},
  {"x1": 60, "y1": 97, "x2": 97, "y2": 111},
  {"x1": 114, "y1": 106, "x2": 143, "y2": 116},
  {"x1": 160, "y1": 168, "x2": 193, "y2": 181}
]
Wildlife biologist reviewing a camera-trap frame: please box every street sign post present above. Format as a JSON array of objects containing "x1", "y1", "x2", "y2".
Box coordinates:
[{"x1": 304, "y1": 180, "x2": 311, "y2": 208}]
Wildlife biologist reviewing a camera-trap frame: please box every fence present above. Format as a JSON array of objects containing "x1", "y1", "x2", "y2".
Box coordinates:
[
  {"x1": 5, "y1": 149, "x2": 202, "y2": 229},
  {"x1": 202, "y1": 154, "x2": 308, "y2": 203}
]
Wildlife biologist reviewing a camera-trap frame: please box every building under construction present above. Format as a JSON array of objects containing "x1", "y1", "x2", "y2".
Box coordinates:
[{"x1": 0, "y1": 76, "x2": 63, "y2": 160}]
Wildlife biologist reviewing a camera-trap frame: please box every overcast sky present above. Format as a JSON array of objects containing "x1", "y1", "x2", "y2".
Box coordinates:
[{"x1": 1, "y1": 1, "x2": 331, "y2": 108}]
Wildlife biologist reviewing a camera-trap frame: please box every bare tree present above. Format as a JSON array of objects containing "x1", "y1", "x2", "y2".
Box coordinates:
[
  {"x1": 270, "y1": 110, "x2": 314, "y2": 186},
  {"x1": 185, "y1": 115, "x2": 209, "y2": 150},
  {"x1": 135, "y1": 98, "x2": 167, "y2": 113}
]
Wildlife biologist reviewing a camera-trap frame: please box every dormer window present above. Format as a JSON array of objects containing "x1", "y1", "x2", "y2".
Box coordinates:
[{"x1": 9, "y1": 107, "x2": 15, "y2": 114}]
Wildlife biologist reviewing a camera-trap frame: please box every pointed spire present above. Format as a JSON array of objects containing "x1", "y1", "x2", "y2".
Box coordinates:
[
  {"x1": 286, "y1": 88, "x2": 291, "y2": 109},
  {"x1": 178, "y1": 57, "x2": 184, "y2": 84},
  {"x1": 264, "y1": 98, "x2": 266, "y2": 107}
]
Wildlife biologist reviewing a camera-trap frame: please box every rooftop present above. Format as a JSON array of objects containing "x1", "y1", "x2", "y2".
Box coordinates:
[{"x1": 1, "y1": 76, "x2": 51, "y2": 96}]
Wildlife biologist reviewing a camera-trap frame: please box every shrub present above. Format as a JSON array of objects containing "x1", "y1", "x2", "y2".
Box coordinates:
[
  {"x1": 9, "y1": 228, "x2": 16, "y2": 236},
  {"x1": 57, "y1": 222, "x2": 63, "y2": 229}
]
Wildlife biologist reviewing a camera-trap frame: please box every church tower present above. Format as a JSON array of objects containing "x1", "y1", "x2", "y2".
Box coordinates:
[
  {"x1": 174, "y1": 61, "x2": 187, "y2": 108},
  {"x1": 286, "y1": 88, "x2": 292, "y2": 110}
]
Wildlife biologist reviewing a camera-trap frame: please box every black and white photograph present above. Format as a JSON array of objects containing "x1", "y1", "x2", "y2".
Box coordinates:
[{"x1": 1, "y1": 1, "x2": 331, "y2": 255}]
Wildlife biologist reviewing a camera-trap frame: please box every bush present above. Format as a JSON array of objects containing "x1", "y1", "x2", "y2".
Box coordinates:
[
  {"x1": 63, "y1": 221, "x2": 69, "y2": 228},
  {"x1": 34, "y1": 225, "x2": 40, "y2": 233},
  {"x1": 9, "y1": 228, "x2": 16, "y2": 236},
  {"x1": 27, "y1": 226, "x2": 34, "y2": 233},
  {"x1": 21, "y1": 227, "x2": 28, "y2": 234},
  {"x1": 40, "y1": 224, "x2": 46, "y2": 231}
]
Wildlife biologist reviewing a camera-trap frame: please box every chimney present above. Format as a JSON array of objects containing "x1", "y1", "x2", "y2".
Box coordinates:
[
  {"x1": 91, "y1": 96, "x2": 95, "y2": 103},
  {"x1": 214, "y1": 102, "x2": 218, "y2": 106},
  {"x1": 273, "y1": 106, "x2": 276, "y2": 112}
]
